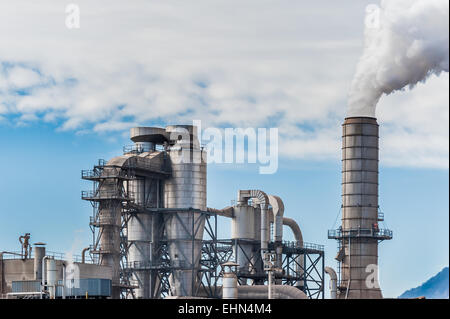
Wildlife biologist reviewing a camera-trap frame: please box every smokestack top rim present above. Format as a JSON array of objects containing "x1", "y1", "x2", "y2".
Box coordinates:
[
  {"x1": 344, "y1": 116, "x2": 377, "y2": 120},
  {"x1": 343, "y1": 116, "x2": 378, "y2": 126}
]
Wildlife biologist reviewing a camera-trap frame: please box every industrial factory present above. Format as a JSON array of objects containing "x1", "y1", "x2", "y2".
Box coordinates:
[{"x1": 0, "y1": 117, "x2": 392, "y2": 299}]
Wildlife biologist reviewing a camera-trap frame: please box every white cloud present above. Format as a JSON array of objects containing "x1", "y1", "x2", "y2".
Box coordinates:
[{"x1": 0, "y1": 0, "x2": 448, "y2": 168}]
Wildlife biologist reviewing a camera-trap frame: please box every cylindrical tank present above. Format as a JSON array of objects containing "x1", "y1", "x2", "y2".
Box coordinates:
[
  {"x1": 135, "y1": 142, "x2": 155, "y2": 153},
  {"x1": 232, "y1": 205, "x2": 255, "y2": 275},
  {"x1": 128, "y1": 177, "x2": 152, "y2": 298},
  {"x1": 33, "y1": 244, "x2": 46, "y2": 281},
  {"x1": 164, "y1": 125, "x2": 207, "y2": 296},
  {"x1": 340, "y1": 117, "x2": 382, "y2": 299},
  {"x1": 222, "y1": 273, "x2": 238, "y2": 299},
  {"x1": 46, "y1": 258, "x2": 57, "y2": 299},
  {"x1": 231, "y1": 205, "x2": 255, "y2": 239}
]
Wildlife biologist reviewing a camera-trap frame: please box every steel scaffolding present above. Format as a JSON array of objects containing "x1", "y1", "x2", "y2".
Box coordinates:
[{"x1": 82, "y1": 158, "x2": 325, "y2": 299}]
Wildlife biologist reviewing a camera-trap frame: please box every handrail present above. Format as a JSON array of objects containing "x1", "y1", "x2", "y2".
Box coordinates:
[
  {"x1": 281, "y1": 241, "x2": 324, "y2": 251},
  {"x1": 81, "y1": 190, "x2": 134, "y2": 200},
  {"x1": 1, "y1": 250, "x2": 96, "y2": 264},
  {"x1": 328, "y1": 228, "x2": 393, "y2": 239}
]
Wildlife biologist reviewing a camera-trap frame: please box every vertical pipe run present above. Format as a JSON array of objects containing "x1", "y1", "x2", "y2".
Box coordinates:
[
  {"x1": 325, "y1": 267, "x2": 338, "y2": 299},
  {"x1": 34, "y1": 245, "x2": 46, "y2": 280},
  {"x1": 46, "y1": 258, "x2": 57, "y2": 299},
  {"x1": 260, "y1": 206, "x2": 268, "y2": 252}
]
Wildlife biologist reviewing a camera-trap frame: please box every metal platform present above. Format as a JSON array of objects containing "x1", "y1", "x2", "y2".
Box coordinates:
[{"x1": 328, "y1": 228, "x2": 393, "y2": 241}]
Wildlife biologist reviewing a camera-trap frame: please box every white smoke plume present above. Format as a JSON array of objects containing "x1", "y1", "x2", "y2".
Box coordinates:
[{"x1": 348, "y1": 0, "x2": 449, "y2": 117}]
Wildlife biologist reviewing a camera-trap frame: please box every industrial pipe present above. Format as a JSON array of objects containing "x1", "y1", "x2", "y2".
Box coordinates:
[
  {"x1": 238, "y1": 190, "x2": 269, "y2": 252},
  {"x1": 46, "y1": 258, "x2": 57, "y2": 299},
  {"x1": 33, "y1": 244, "x2": 46, "y2": 280},
  {"x1": 81, "y1": 247, "x2": 90, "y2": 264},
  {"x1": 283, "y1": 217, "x2": 304, "y2": 285},
  {"x1": 207, "y1": 207, "x2": 234, "y2": 218},
  {"x1": 41, "y1": 256, "x2": 51, "y2": 299},
  {"x1": 282, "y1": 218, "x2": 303, "y2": 247},
  {"x1": 268, "y1": 195, "x2": 285, "y2": 281},
  {"x1": 62, "y1": 262, "x2": 66, "y2": 299},
  {"x1": 237, "y1": 285, "x2": 307, "y2": 299},
  {"x1": 325, "y1": 266, "x2": 338, "y2": 299},
  {"x1": 268, "y1": 195, "x2": 284, "y2": 243}
]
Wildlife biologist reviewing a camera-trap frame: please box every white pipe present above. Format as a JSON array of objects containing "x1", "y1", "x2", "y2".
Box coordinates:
[
  {"x1": 268, "y1": 271, "x2": 273, "y2": 299},
  {"x1": 268, "y1": 196, "x2": 284, "y2": 275},
  {"x1": 282, "y1": 217, "x2": 304, "y2": 283},
  {"x1": 268, "y1": 195, "x2": 284, "y2": 243},
  {"x1": 46, "y1": 258, "x2": 57, "y2": 299},
  {"x1": 237, "y1": 285, "x2": 307, "y2": 299},
  {"x1": 282, "y1": 217, "x2": 303, "y2": 247},
  {"x1": 41, "y1": 256, "x2": 51, "y2": 299},
  {"x1": 325, "y1": 266, "x2": 338, "y2": 299},
  {"x1": 62, "y1": 262, "x2": 66, "y2": 299},
  {"x1": 261, "y1": 206, "x2": 268, "y2": 251}
]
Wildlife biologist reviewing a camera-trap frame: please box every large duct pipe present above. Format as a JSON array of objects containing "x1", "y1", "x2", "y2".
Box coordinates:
[
  {"x1": 282, "y1": 217, "x2": 304, "y2": 284},
  {"x1": 325, "y1": 266, "x2": 338, "y2": 299},
  {"x1": 207, "y1": 207, "x2": 234, "y2": 218},
  {"x1": 282, "y1": 218, "x2": 303, "y2": 247},
  {"x1": 268, "y1": 195, "x2": 284, "y2": 244},
  {"x1": 238, "y1": 190, "x2": 269, "y2": 252},
  {"x1": 236, "y1": 285, "x2": 308, "y2": 299},
  {"x1": 341, "y1": 117, "x2": 382, "y2": 299},
  {"x1": 268, "y1": 195, "x2": 284, "y2": 277}
]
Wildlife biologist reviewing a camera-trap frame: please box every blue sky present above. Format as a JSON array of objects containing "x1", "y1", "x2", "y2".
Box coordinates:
[{"x1": 0, "y1": 0, "x2": 448, "y2": 298}]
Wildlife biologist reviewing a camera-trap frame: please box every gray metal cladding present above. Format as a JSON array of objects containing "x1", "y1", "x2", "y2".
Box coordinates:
[
  {"x1": 339, "y1": 117, "x2": 382, "y2": 299},
  {"x1": 12, "y1": 280, "x2": 41, "y2": 293},
  {"x1": 127, "y1": 178, "x2": 152, "y2": 298},
  {"x1": 162, "y1": 125, "x2": 207, "y2": 296},
  {"x1": 56, "y1": 279, "x2": 112, "y2": 297},
  {"x1": 164, "y1": 149, "x2": 207, "y2": 211}
]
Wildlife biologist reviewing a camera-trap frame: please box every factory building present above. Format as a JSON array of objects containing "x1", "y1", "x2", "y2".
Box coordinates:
[
  {"x1": 1, "y1": 243, "x2": 112, "y2": 299},
  {"x1": 1, "y1": 119, "x2": 391, "y2": 299}
]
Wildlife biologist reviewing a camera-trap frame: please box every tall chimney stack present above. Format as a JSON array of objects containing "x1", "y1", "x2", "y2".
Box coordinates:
[{"x1": 329, "y1": 117, "x2": 392, "y2": 299}]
